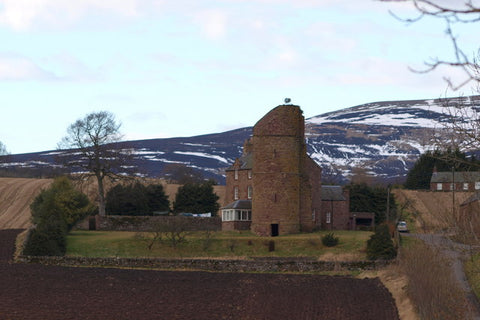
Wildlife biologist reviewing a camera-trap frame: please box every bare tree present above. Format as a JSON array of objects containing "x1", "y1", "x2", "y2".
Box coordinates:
[
  {"x1": 383, "y1": 0, "x2": 480, "y2": 91},
  {"x1": 57, "y1": 111, "x2": 135, "y2": 216},
  {"x1": 0, "y1": 141, "x2": 9, "y2": 155}
]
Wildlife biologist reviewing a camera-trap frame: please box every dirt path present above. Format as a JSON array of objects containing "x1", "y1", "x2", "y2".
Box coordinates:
[{"x1": 408, "y1": 233, "x2": 480, "y2": 319}]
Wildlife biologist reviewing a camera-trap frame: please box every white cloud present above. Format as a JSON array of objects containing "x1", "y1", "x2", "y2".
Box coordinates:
[
  {"x1": 0, "y1": 54, "x2": 56, "y2": 80},
  {"x1": 0, "y1": 0, "x2": 141, "y2": 31},
  {"x1": 192, "y1": 8, "x2": 229, "y2": 40}
]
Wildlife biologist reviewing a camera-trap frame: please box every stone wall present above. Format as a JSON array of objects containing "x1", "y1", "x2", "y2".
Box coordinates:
[
  {"x1": 18, "y1": 255, "x2": 390, "y2": 273},
  {"x1": 75, "y1": 215, "x2": 222, "y2": 232},
  {"x1": 224, "y1": 164, "x2": 252, "y2": 207},
  {"x1": 300, "y1": 156, "x2": 322, "y2": 232},
  {"x1": 221, "y1": 221, "x2": 251, "y2": 231}
]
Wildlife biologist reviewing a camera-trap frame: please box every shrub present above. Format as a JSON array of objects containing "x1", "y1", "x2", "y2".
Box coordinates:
[
  {"x1": 322, "y1": 233, "x2": 339, "y2": 247},
  {"x1": 366, "y1": 224, "x2": 397, "y2": 260},
  {"x1": 23, "y1": 219, "x2": 67, "y2": 256},
  {"x1": 23, "y1": 176, "x2": 94, "y2": 256}
]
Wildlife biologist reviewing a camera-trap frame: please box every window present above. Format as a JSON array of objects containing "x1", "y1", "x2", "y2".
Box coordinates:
[
  {"x1": 222, "y1": 209, "x2": 251, "y2": 221},
  {"x1": 248, "y1": 170, "x2": 252, "y2": 179},
  {"x1": 234, "y1": 169, "x2": 238, "y2": 180},
  {"x1": 326, "y1": 212, "x2": 331, "y2": 224},
  {"x1": 312, "y1": 209, "x2": 316, "y2": 221},
  {"x1": 464, "y1": 183, "x2": 469, "y2": 191},
  {"x1": 222, "y1": 210, "x2": 235, "y2": 221},
  {"x1": 476, "y1": 182, "x2": 480, "y2": 190},
  {"x1": 247, "y1": 186, "x2": 252, "y2": 199},
  {"x1": 450, "y1": 183, "x2": 455, "y2": 191},
  {"x1": 234, "y1": 187, "x2": 239, "y2": 200},
  {"x1": 437, "y1": 183, "x2": 442, "y2": 191}
]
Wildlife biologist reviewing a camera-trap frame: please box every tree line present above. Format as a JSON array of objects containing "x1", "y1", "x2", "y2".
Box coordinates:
[
  {"x1": 404, "y1": 149, "x2": 480, "y2": 190},
  {"x1": 105, "y1": 180, "x2": 219, "y2": 216}
]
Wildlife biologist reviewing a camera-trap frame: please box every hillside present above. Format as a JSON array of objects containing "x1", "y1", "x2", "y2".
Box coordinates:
[
  {"x1": 2, "y1": 96, "x2": 480, "y2": 184},
  {"x1": 393, "y1": 189, "x2": 473, "y2": 231},
  {"x1": 0, "y1": 178, "x2": 52, "y2": 229}
]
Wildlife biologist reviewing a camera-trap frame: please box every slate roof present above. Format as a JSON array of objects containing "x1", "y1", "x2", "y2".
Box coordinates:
[
  {"x1": 222, "y1": 200, "x2": 252, "y2": 210},
  {"x1": 321, "y1": 185, "x2": 345, "y2": 201},
  {"x1": 430, "y1": 171, "x2": 480, "y2": 183},
  {"x1": 226, "y1": 153, "x2": 253, "y2": 171}
]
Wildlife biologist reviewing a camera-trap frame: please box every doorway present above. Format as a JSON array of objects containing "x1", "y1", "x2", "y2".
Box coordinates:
[{"x1": 271, "y1": 224, "x2": 279, "y2": 237}]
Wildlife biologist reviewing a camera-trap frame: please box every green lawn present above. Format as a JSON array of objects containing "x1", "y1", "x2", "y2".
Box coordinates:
[
  {"x1": 66, "y1": 230, "x2": 372, "y2": 260},
  {"x1": 465, "y1": 254, "x2": 480, "y2": 299}
]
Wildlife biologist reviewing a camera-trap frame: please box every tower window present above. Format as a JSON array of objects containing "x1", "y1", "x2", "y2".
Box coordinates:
[{"x1": 234, "y1": 186, "x2": 239, "y2": 200}]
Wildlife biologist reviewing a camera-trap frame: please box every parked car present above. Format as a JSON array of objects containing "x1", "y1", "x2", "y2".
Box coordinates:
[
  {"x1": 397, "y1": 221, "x2": 409, "y2": 233},
  {"x1": 179, "y1": 212, "x2": 194, "y2": 217}
]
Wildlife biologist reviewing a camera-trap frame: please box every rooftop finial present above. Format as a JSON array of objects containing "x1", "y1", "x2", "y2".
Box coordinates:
[{"x1": 284, "y1": 98, "x2": 291, "y2": 104}]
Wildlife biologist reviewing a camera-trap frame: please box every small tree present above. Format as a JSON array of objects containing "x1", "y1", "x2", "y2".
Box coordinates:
[
  {"x1": 366, "y1": 224, "x2": 397, "y2": 260},
  {"x1": 348, "y1": 183, "x2": 396, "y2": 224},
  {"x1": 30, "y1": 176, "x2": 95, "y2": 230},
  {"x1": 146, "y1": 219, "x2": 188, "y2": 249},
  {"x1": 173, "y1": 180, "x2": 219, "y2": 215}
]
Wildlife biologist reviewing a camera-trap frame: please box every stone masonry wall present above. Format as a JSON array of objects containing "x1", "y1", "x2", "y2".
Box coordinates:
[
  {"x1": 251, "y1": 105, "x2": 305, "y2": 236},
  {"x1": 300, "y1": 156, "x2": 322, "y2": 232},
  {"x1": 75, "y1": 215, "x2": 221, "y2": 232},
  {"x1": 252, "y1": 136, "x2": 302, "y2": 235},
  {"x1": 224, "y1": 164, "x2": 252, "y2": 206},
  {"x1": 18, "y1": 255, "x2": 390, "y2": 273},
  {"x1": 321, "y1": 198, "x2": 351, "y2": 230}
]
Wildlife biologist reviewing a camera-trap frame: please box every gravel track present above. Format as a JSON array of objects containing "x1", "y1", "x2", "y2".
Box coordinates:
[{"x1": 408, "y1": 233, "x2": 480, "y2": 320}]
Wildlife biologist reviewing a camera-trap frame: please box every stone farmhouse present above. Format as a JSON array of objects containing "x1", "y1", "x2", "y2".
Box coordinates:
[
  {"x1": 430, "y1": 169, "x2": 480, "y2": 191},
  {"x1": 221, "y1": 104, "x2": 360, "y2": 236}
]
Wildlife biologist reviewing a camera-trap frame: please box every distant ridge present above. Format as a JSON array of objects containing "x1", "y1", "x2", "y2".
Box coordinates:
[{"x1": 2, "y1": 96, "x2": 480, "y2": 184}]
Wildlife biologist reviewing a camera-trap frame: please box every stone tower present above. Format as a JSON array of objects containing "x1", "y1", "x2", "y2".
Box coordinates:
[{"x1": 251, "y1": 105, "x2": 321, "y2": 236}]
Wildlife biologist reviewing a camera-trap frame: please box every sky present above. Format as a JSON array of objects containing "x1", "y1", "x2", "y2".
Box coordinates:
[{"x1": 0, "y1": 0, "x2": 479, "y2": 154}]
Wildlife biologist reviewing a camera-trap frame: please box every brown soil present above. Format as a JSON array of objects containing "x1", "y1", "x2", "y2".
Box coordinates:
[
  {"x1": 0, "y1": 178, "x2": 52, "y2": 229},
  {"x1": 0, "y1": 229, "x2": 399, "y2": 320},
  {"x1": 360, "y1": 270, "x2": 419, "y2": 320}
]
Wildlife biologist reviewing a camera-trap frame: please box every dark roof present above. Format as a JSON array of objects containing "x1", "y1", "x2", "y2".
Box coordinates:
[
  {"x1": 431, "y1": 171, "x2": 480, "y2": 183},
  {"x1": 222, "y1": 200, "x2": 252, "y2": 210},
  {"x1": 321, "y1": 185, "x2": 345, "y2": 201}
]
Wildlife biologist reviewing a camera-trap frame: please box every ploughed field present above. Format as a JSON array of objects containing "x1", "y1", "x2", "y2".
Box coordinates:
[
  {"x1": 0, "y1": 230, "x2": 399, "y2": 320},
  {"x1": 0, "y1": 178, "x2": 52, "y2": 229}
]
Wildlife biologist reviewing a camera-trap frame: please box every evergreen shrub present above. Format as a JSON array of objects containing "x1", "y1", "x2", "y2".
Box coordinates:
[
  {"x1": 23, "y1": 176, "x2": 94, "y2": 256},
  {"x1": 322, "y1": 232, "x2": 339, "y2": 247},
  {"x1": 366, "y1": 224, "x2": 397, "y2": 260}
]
